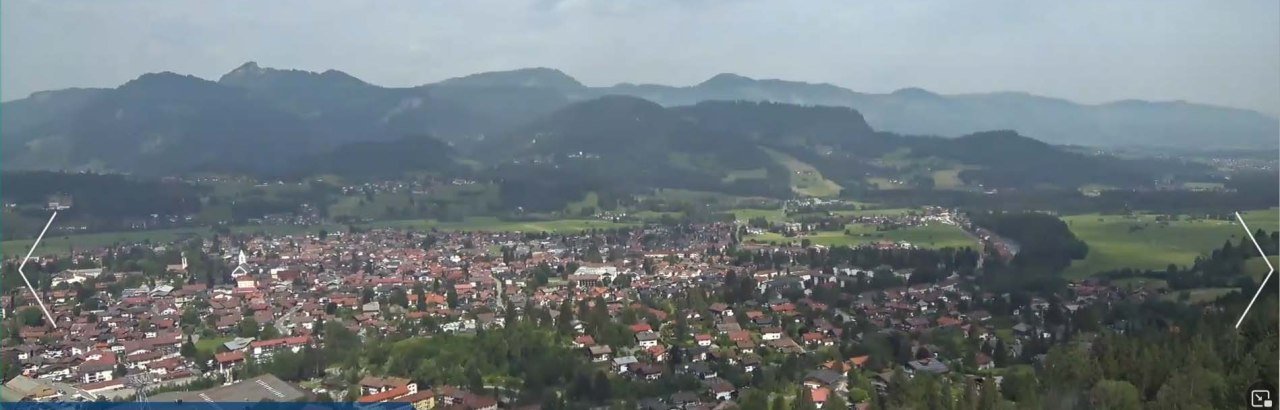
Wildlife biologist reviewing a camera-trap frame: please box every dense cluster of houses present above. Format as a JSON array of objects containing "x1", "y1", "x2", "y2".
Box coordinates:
[{"x1": 1, "y1": 220, "x2": 1132, "y2": 407}]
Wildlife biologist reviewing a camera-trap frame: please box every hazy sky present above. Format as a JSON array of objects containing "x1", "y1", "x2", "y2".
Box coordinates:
[{"x1": 4, "y1": 0, "x2": 1278, "y2": 116}]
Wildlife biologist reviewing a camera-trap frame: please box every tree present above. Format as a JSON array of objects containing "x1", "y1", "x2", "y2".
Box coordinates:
[
  {"x1": 556, "y1": 299, "x2": 575, "y2": 335},
  {"x1": 793, "y1": 389, "x2": 818, "y2": 410},
  {"x1": 413, "y1": 283, "x2": 427, "y2": 311},
  {"x1": 181, "y1": 338, "x2": 198, "y2": 358},
  {"x1": 771, "y1": 395, "x2": 787, "y2": 410},
  {"x1": 887, "y1": 368, "x2": 911, "y2": 408},
  {"x1": 17, "y1": 307, "x2": 45, "y2": 327},
  {"x1": 591, "y1": 370, "x2": 612, "y2": 403},
  {"x1": 389, "y1": 288, "x2": 409, "y2": 308},
  {"x1": 977, "y1": 376, "x2": 1000, "y2": 410},
  {"x1": 993, "y1": 338, "x2": 1009, "y2": 367},
  {"x1": 238, "y1": 317, "x2": 261, "y2": 338},
  {"x1": 1042, "y1": 345, "x2": 1100, "y2": 390},
  {"x1": 542, "y1": 394, "x2": 564, "y2": 410},
  {"x1": 533, "y1": 262, "x2": 552, "y2": 286},
  {"x1": 181, "y1": 307, "x2": 201, "y2": 327},
  {"x1": 315, "y1": 316, "x2": 326, "y2": 337},
  {"x1": 826, "y1": 392, "x2": 848, "y2": 410},
  {"x1": 1150, "y1": 366, "x2": 1227, "y2": 409},
  {"x1": 1002, "y1": 366, "x2": 1040, "y2": 407},
  {"x1": 585, "y1": 245, "x2": 603, "y2": 263},
  {"x1": 465, "y1": 366, "x2": 483, "y2": 392},
  {"x1": 1088, "y1": 380, "x2": 1141, "y2": 410},
  {"x1": 959, "y1": 380, "x2": 978, "y2": 410},
  {"x1": 739, "y1": 389, "x2": 770, "y2": 410},
  {"x1": 260, "y1": 324, "x2": 281, "y2": 340},
  {"x1": 1, "y1": 351, "x2": 22, "y2": 381}
]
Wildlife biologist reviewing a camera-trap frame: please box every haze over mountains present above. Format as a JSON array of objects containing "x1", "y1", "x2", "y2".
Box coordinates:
[{"x1": 2, "y1": 62, "x2": 1274, "y2": 179}]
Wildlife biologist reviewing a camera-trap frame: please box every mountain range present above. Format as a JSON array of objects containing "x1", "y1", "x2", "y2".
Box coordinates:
[{"x1": 0, "y1": 63, "x2": 1260, "y2": 195}]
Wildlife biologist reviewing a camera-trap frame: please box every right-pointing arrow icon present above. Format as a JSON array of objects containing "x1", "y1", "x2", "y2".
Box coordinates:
[{"x1": 1233, "y1": 211, "x2": 1275, "y2": 329}]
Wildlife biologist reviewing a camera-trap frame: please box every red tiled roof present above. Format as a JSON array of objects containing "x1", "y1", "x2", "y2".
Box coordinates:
[
  {"x1": 250, "y1": 335, "x2": 310, "y2": 349},
  {"x1": 215, "y1": 351, "x2": 245, "y2": 363},
  {"x1": 811, "y1": 387, "x2": 830, "y2": 403},
  {"x1": 391, "y1": 390, "x2": 435, "y2": 403},
  {"x1": 358, "y1": 385, "x2": 409, "y2": 403}
]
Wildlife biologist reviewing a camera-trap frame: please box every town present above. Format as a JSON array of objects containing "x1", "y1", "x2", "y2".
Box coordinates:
[{"x1": 0, "y1": 217, "x2": 1153, "y2": 409}]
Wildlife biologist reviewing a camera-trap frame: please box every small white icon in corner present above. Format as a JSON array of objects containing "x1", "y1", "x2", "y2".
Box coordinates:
[{"x1": 1252, "y1": 389, "x2": 1273, "y2": 408}]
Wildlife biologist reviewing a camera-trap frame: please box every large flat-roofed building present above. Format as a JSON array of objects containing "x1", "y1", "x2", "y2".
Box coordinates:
[{"x1": 147, "y1": 374, "x2": 308, "y2": 402}]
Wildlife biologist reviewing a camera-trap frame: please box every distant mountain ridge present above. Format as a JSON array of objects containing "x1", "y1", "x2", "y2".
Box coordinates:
[
  {"x1": 10, "y1": 63, "x2": 1277, "y2": 153},
  {"x1": 473, "y1": 96, "x2": 1186, "y2": 201},
  {"x1": 592, "y1": 75, "x2": 1277, "y2": 149},
  {"x1": 2, "y1": 62, "x2": 1273, "y2": 177},
  {"x1": 479, "y1": 95, "x2": 788, "y2": 196},
  {"x1": 436, "y1": 67, "x2": 585, "y2": 91}
]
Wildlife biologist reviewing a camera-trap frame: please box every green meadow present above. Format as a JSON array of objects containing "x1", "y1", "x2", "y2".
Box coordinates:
[{"x1": 1062, "y1": 209, "x2": 1278, "y2": 278}]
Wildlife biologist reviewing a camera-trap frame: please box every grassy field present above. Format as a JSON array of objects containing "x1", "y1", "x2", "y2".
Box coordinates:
[
  {"x1": 865, "y1": 177, "x2": 910, "y2": 190},
  {"x1": 2, "y1": 224, "x2": 331, "y2": 258},
  {"x1": 763, "y1": 148, "x2": 842, "y2": 197},
  {"x1": 4, "y1": 215, "x2": 638, "y2": 258},
  {"x1": 931, "y1": 169, "x2": 965, "y2": 190},
  {"x1": 1163, "y1": 288, "x2": 1239, "y2": 304},
  {"x1": 630, "y1": 211, "x2": 684, "y2": 221},
  {"x1": 722, "y1": 168, "x2": 768, "y2": 183},
  {"x1": 732, "y1": 203, "x2": 910, "y2": 223},
  {"x1": 3, "y1": 228, "x2": 206, "y2": 258},
  {"x1": 845, "y1": 223, "x2": 977, "y2": 249},
  {"x1": 195, "y1": 336, "x2": 231, "y2": 355},
  {"x1": 731, "y1": 208, "x2": 788, "y2": 223},
  {"x1": 1062, "y1": 209, "x2": 1279, "y2": 279},
  {"x1": 1078, "y1": 184, "x2": 1118, "y2": 197},
  {"x1": 329, "y1": 192, "x2": 418, "y2": 220},
  {"x1": 832, "y1": 208, "x2": 917, "y2": 218},
  {"x1": 1111, "y1": 277, "x2": 1169, "y2": 291},
  {"x1": 1181, "y1": 182, "x2": 1226, "y2": 191},
  {"x1": 371, "y1": 217, "x2": 635, "y2": 233},
  {"x1": 872, "y1": 147, "x2": 917, "y2": 169},
  {"x1": 651, "y1": 188, "x2": 743, "y2": 204},
  {"x1": 747, "y1": 222, "x2": 975, "y2": 249}
]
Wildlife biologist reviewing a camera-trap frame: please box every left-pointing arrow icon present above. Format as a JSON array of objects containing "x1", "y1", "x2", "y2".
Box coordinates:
[{"x1": 16, "y1": 212, "x2": 60, "y2": 328}]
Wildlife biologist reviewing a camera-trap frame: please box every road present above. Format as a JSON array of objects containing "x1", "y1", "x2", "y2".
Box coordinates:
[
  {"x1": 276, "y1": 304, "x2": 302, "y2": 336},
  {"x1": 495, "y1": 278, "x2": 505, "y2": 308}
]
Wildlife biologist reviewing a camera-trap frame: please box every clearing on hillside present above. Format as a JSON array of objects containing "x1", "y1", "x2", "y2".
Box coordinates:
[{"x1": 762, "y1": 148, "x2": 842, "y2": 197}]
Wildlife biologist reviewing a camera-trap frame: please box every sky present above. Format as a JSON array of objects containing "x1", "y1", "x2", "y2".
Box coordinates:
[{"x1": 3, "y1": 0, "x2": 1278, "y2": 116}]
